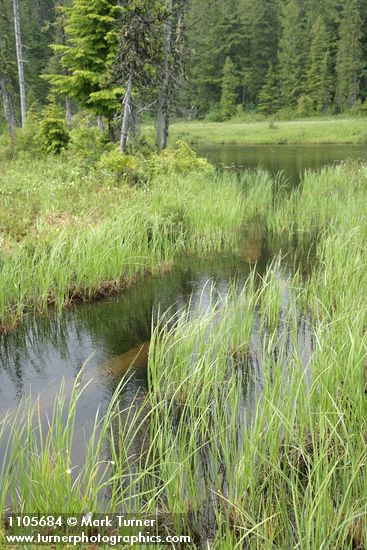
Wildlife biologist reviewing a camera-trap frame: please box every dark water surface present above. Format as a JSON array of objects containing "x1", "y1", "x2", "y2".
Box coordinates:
[
  {"x1": 197, "y1": 143, "x2": 367, "y2": 183},
  {"x1": 0, "y1": 144, "x2": 364, "y2": 462}
]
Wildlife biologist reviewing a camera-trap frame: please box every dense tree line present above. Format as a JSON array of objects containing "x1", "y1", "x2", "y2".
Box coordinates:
[
  {"x1": 0, "y1": 0, "x2": 367, "y2": 145},
  {"x1": 184, "y1": 0, "x2": 367, "y2": 117},
  {"x1": 0, "y1": 0, "x2": 187, "y2": 149}
]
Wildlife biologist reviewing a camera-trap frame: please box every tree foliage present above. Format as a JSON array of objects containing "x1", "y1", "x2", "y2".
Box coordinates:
[
  {"x1": 258, "y1": 63, "x2": 279, "y2": 114},
  {"x1": 306, "y1": 16, "x2": 333, "y2": 113},
  {"x1": 1, "y1": 0, "x2": 367, "y2": 131},
  {"x1": 45, "y1": 0, "x2": 123, "y2": 118},
  {"x1": 220, "y1": 57, "x2": 238, "y2": 119},
  {"x1": 39, "y1": 96, "x2": 69, "y2": 153},
  {"x1": 335, "y1": 0, "x2": 364, "y2": 111}
]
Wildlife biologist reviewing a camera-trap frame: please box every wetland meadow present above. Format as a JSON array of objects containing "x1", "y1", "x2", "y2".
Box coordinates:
[
  {"x1": 2, "y1": 0, "x2": 367, "y2": 546},
  {"x1": 1, "y1": 127, "x2": 367, "y2": 547}
]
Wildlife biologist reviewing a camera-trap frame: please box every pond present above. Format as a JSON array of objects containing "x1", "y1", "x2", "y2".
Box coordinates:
[
  {"x1": 196, "y1": 143, "x2": 367, "y2": 183},
  {"x1": 0, "y1": 143, "x2": 364, "y2": 463}
]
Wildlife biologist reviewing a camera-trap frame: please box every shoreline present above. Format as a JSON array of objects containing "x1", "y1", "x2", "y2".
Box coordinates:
[{"x1": 143, "y1": 117, "x2": 367, "y2": 146}]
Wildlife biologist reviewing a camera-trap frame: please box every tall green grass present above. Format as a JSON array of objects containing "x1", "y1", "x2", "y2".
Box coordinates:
[
  {"x1": 0, "y1": 155, "x2": 274, "y2": 330},
  {"x1": 1, "y1": 257, "x2": 366, "y2": 547},
  {"x1": 143, "y1": 117, "x2": 367, "y2": 146},
  {"x1": 1, "y1": 154, "x2": 367, "y2": 546}
]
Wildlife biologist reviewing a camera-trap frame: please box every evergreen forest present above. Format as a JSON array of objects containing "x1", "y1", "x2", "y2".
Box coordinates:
[{"x1": 1, "y1": 0, "x2": 367, "y2": 137}]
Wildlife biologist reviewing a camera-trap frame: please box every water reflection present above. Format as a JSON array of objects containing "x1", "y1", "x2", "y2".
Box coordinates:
[
  {"x1": 0, "y1": 141, "x2": 344, "y2": 465},
  {"x1": 197, "y1": 143, "x2": 367, "y2": 184},
  {"x1": 0, "y1": 227, "x2": 315, "y2": 427},
  {"x1": 2, "y1": 142, "x2": 362, "y2": 420}
]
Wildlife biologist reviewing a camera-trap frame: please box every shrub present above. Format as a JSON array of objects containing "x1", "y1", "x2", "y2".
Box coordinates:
[
  {"x1": 10, "y1": 111, "x2": 44, "y2": 157},
  {"x1": 296, "y1": 95, "x2": 314, "y2": 117},
  {"x1": 234, "y1": 104, "x2": 245, "y2": 118},
  {"x1": 268, "y1": 119, "x2": 278, "y2": 129},
  {"x1": 0, "y1": 132, "x2": 14, "y2": 161},
  {"x1": 97, "y1": 141, "x2": 213, "y2": 185},
  {"x1": 39, "y1": 99, "x2": 69, "y2": 154},
  {"x1": 96, "y1": 147, "x2": 147, "y2": 185},
  {"x1": 272, "y1": 107, "x2": 297, "y2": 121},
  {"x1": 148, "y1": 140, "x2": 215, "y2": 177},
  {"x1": 205, "y1": 108, "x2": 225, "y2": 122},
  {"x1": 349, "y1": 99, "x2": 367, "y2": 116},
  {"x1": 68, "y1": 114, "x2": 108, "y2": 165},
  {"x1": 125, "y1": 135, "x2": 155, "y2": 156}
]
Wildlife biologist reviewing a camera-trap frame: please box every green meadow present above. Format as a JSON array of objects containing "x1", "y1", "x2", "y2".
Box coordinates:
[
  {"x1": 143, "y1": 117, "x2": 367, "y2": 146},
  {"x1": 0, "y1": 146, "x2": 273, "y2": 331}
]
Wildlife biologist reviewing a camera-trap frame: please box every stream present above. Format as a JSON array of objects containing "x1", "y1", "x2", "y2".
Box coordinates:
[{"x1": 1, "y1": 143, "x2": 366, "y2": 464}]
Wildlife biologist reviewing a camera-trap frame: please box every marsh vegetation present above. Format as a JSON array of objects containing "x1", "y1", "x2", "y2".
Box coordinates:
[
  {"x1": 143, "y1": 117, "x2": 367, "y2": 146},
  {"x1": 2, "y1": 0, "x2": 367, "y2": 546},
  {"x1": 1, "y1": 149, "x2": 367, "y2": 548}
]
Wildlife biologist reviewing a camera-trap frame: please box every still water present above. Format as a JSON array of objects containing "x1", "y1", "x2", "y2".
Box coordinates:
[
  {"x1": 197, "y1": 143, "x2": 367, "y2": 182},
  {"x1": 0, "y1": 144, "x2": 364, "y2": 460}
]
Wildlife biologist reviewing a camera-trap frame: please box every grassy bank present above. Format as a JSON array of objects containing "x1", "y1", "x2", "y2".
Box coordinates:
[
  {"x1": 143, "y1": 117, "x2": 367, "y2": 145},
  {"x1": 1, "y1": 160, "x2": 367, "y2": 547},
  {"x1": 0, "y1": 149, "x2": 274, "y2": 331}
]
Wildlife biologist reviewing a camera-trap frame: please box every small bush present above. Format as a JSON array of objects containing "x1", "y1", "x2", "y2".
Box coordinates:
[
  {"x1": 268, "y1": 119, "x2": 279, "y2": 129},
  {"x1": 272, "y1": 108, "x2": 297, "y2": 121},
  {"x1": 39, "y1": 100, "x2": 69, "y2": 154},
  {"x1": 0, "y1": 132, "x2": 14, "y2": 161},
  {"x1": 97, "y1": 147, "x2": 147, "y2": 185},
  {"x1": 205, "y1": 108, "x2": 225, "y2": 122},
  {"x1": 126, "y1": 135, "x2": 155, "y2": 156},
  {"x1": 349, "y1": 99, "x2": 367, "y2": 116},
  {"x1": 68, "y1": 114, "x2": 108, "y2": 166},
  {"x1": 10, "y1": 111, "x2": 44, "y2": 157},
  {"x1": 97, "y1": 141, "x2": 214, "y2": 184},
  {"x1": 234, "y1": 104, "x2": 245, "y2": 118},
  {"x1": 149, "y1": 140, "x2": 215, "y2": 177}
]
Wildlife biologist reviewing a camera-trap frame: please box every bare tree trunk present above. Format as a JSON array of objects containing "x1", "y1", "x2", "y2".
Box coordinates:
[
  {"x1": 96, "y1": 115, "x2": 104, "y2": 130},
  {"x1": 0, "y1": 70, "x2": 16, "y2": 136},
  {"x1": 119, "y1": 70, "x2": 134, "y2": 153},
  {"x1": 65, "y1": 97, "x2": 72, "y2": 126},
  {"x1": 12, "y1": 0, "x2": 26, "y2": 127},
  {"x1": 156, "y1": 0, "x2": 173, "y2": 151},
  {"x1": 108, "y1": 118, "x2": 115, "y2": 142},
  {"x1": 60, "y1": 10, "x2": 72, "y2": 127}
]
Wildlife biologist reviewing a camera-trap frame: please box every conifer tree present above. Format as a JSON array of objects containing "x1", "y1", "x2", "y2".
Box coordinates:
[
  {"x1": 13, "y1": 0, "x2": 26, "y2": 126},
  {"x1": 156, "y1": 0, "x2": 186, "y2": 151},
  {"x1": 45, "y1": 0, "x2": 123, "y2": 119},
  {"x1": 2, "y1": 0, "x2": 367, "y2": 121},
  {"x1": 185, "y1": 0, "x2": 246, "y2": 113},
  {"x1": 335, "y1": 0, "x2": 364, "y2": 111},
  {"x1": 306, "y1": 16, "x2": 333, "y2": 113},
  {"x1": 0, "y1": 0, "x2": 16, "y2": 134},
  {"x1": 277, "y1": 0, "x2": 308, "y2": 108},
  {"x1": 244, "y1": 0, "x2": 280, "y2": 103},
  {"x1": 116, "y1": 0, "x2": 166, "y2": 152},
  {"x1": 20, "y1": 0, "x2": 56, "y2": 106},
  {"x1": 39, "y1": 96, "x2": 69, "y2": 153},
  {"x1": 183, "y1": 0, "x2": 221, "y2": 111},
  {"x1": 220, "y1": 56, "x2": 238, "y2": 119},
  {"x1": 258, "y1": 63, "x2": 279, "y2": 114},
  {"x1": 43, "y1": 1, "x2": 73, "y2": 124},
  {"x1": 0, "y1": 68, "x2": 15, "y2": 135}
]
